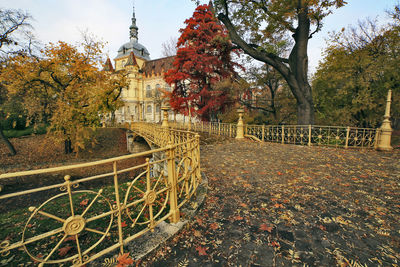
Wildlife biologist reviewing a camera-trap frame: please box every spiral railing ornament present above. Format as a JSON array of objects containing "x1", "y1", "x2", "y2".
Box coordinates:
[
  {"x1": 175, "y1": 156, "x2": 197, "y2": 208},
  {"x1": 21, "y1": 176, "x2": 113, "y2": 266}
]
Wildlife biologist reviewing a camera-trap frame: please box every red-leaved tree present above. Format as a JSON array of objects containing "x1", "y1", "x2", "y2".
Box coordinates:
[{"x1": 164, "y1": 4, "x2": 238, "y2": 121}]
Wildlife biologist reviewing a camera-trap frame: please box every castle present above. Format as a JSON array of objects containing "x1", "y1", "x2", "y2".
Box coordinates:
[{"x1": 104, "y1": 4, "x2": 184, "y2": 123}]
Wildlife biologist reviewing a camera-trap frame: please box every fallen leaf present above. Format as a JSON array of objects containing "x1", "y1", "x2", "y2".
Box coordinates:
[
  {"x1": 195, "y1": 246, "x2": 208, "y2": 256},
  {"x1": 233, "y1": 215, "x2": 244, "y2": 221},
  {"x1": 58, "y1": 246, "x2": 72, "y2": 257},
  {"x1": 194, "y1": 230, "x2": 202, "y2": 237},
  {"x1": 209, "y1": 222, "x2": 219, "y2": 230},
  {"x1": 80, "y1": 199, "x2": 89, "y2": 206},
  {"x1": 64, "y1": 235, "x2": 76, "y2": 242},
  {"x1": 259, "y1": 223, "x2": 273, "y2": 233},
  {"x1": 117, "y1": 252, "x2": 134, "y2": 267},
  {"x1": 239, "y1": 203, "x2": 248, "y2": 208}
]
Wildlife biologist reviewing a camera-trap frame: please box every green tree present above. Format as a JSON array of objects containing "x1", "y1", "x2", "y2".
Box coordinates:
[
  {"x1": 1, "y1": 40, "x2": 126, "y2": 154},
  {"x1": 312, "y1": 7, "x2": 400, "y2": 128},
  {"x1": 212, "y1": 0, "x2": 347, "y2": 124}
]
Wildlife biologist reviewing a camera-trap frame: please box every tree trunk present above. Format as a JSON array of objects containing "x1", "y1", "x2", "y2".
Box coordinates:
[
  {"x1": 217, "y1": 5, "x2": 316, "y2": 125},
  {"x1": 64, "y1": 138, "x2": 72, "y2": 154},
  {"x1": 0, "y1": 128, "x2": 16, "y2": 155}
]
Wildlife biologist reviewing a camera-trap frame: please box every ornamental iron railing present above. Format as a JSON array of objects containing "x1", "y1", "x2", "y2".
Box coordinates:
[
  {"x1": 169, "y1": 121, "x2": 237, "y2": 138},
  {"x1": 0, "y1": 123, "x2": 200, "y2": 266},
  {"x1": 245, "y1": 124, "x2": 379, "y2": 149},
  {"x1": 168, "y1": 121, "x2": 379, "y2": 149}
]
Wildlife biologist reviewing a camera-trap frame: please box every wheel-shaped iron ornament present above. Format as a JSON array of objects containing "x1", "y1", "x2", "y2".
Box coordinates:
[
  {"x1": 124, "y1": 164, "x2": 169, "y2": 229},
  {"x1": 175, "y1": 156, "x2": 196, "y2": 205},
  {"x1": 22, "y1": 189, "x2": 113, "y2": 266}
]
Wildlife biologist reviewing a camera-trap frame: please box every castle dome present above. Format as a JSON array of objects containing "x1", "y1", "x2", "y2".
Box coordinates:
[
  {"x1": 116, "y1": 40, "x2": 150, "y2": 60},
  {"x1": 115, "y1": 3, "x2": 150, "y2": 60}
]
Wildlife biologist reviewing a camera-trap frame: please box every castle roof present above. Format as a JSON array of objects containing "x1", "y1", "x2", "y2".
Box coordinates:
[
  {"x1": 103, "y1": 57, "x2": 114, "y2": 72},
  {"x1": 115, "y1": 3, "x2": 150, "y2": 60},
  {"x1": 125, "y1": 52, "x2": 138, "y2": 67},
  {"x1": 142, "y1": 56, "x2": 175, "y2": 76}
]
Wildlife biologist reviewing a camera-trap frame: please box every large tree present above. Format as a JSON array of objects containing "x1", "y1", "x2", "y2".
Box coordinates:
[
  {"x1": 313, "y1": 7, "x2": 400, "y2": 128},
  {"x1": 164, "y1": 4, "x2": 239, "y2": 121},
  {"x1": 1, "y1": 40, "x2": 126, "y2": 153},
  {"x1": 0, "y1": 8, "x2": 34, "y2": 155},
  {"x1": 212, "y1": 0, "x2": 347, "y2": 124}
]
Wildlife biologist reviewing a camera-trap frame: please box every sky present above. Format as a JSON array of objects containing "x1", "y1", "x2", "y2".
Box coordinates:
[{"x1": 2, "y1": 0, "x2": 398, "y2": 74}]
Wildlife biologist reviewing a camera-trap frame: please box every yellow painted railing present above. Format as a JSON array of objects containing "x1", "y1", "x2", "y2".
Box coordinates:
[
  {"x1": 245, "y1": 124, "x2": 379, "y2": 149},
  {"x1": 169, "y1": 121, "x2": 379, "y2": 149},
  {"x1": 0, "y1": 123, "x2": 200, "y2": 266},
  {"x1": 169, "y1": 121, "x2": 237, "y2": 138}
]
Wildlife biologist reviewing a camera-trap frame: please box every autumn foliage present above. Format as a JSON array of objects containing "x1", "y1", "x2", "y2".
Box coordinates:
[
  {"x1": 164, "y1": 4, "x2": 238, "y2": 121},
  {"x1": 1, "y1": 40, "x2": 126, "y2": 153}
]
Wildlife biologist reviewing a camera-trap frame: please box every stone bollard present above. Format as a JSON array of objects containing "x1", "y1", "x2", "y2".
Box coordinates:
[
  {"x1": 377, "y1": 90, "x2": 393, "y2": 151},
  {"x1": 161, "y1": 104, "x2": 170, "y2": 128},
  {"x1": 236, "y1": 108, "x2": 245, "y2": 139}
]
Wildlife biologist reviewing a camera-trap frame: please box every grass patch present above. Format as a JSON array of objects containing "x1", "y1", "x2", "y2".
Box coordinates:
[{"x1": 4, "y1": 124, "x2": 47, "y2": 138}]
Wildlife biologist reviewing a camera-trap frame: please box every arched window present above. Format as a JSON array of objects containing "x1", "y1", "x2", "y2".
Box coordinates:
[
  {"x1": 146, "y1": 85, "x2": 152, "y2": 98},
  {"x1": 156, "y1": 105, "x2": 160, "y2": 113},
  {"x1": 147, "y1": 105, "x2": 152, "y2": 113},
  {"x1": 155, "y1": 84, "x2": 161, "y2": 98}
]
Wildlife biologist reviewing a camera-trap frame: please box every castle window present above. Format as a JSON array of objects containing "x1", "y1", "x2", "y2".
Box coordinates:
[
  {"x1": 147, "y1": 105, "x2": 152, "y2": 113},
  {"x1": 155, "y1": 84, "x2": 161, "y2": 98},
  {"x1": 146, "y1": 85, "x2": 152, "y2": 98}
]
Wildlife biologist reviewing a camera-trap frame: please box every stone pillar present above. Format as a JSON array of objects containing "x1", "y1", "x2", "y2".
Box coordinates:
[
  {"x1": 236, "y1": 108, "x2": 244, "y2": 139},
  {"x1": 161, "y1": 103, "x2": 170, "y2": 128},
  {"x1": 377, "y1": 90, "x2": 393, "y2": 151}
]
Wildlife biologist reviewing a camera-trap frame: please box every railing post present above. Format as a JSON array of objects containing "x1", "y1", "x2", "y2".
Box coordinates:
[
  {"x1": 377, "y1": 89, "x2": 393, "y2": 151},
  {"x1": 195, "y1": 134, "x2": 201, "y2": 182},
  {"x1": 229, "y1": 124, "x2": 232, "y2": 137},
  {"x1": 308, "y1": 125, "x2": 312, "y2": 146},
  {"x1": 167, "y1": 142, "x2": 180, "y2": 223},
  {"x1": 281, "y1": 125, "x2": 285, "y2": 144},
  {"x1": 218, "y1": 123, "x2": 221, "y2": 136},
  {"x1": 262, "y1": 125, "x2": 265, "y2": 141},
  {"x1": 345, "y1": 126, "x2": 350, "y2": 149},
  {"x1": 161, "y1": 104, "x2": 170, "y2": 128},
  {"x1": 112, "y1": 162, "x2": 124, "y2": 254},
  {"x1": 236, "y1": 108, "x2": 245, "y2": 139}
]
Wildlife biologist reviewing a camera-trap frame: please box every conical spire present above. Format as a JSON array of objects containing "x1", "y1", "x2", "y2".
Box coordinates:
[{"x1": 129, "y1": 1, "x2": 139, "y2": 43}]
